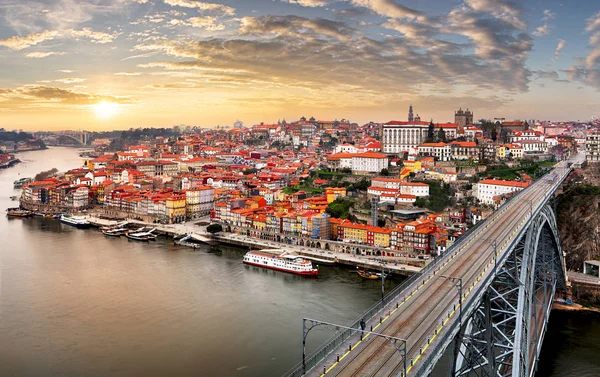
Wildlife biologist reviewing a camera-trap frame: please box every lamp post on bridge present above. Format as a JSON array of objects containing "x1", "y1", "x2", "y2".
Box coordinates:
[
  {"x1": 440, "y1": 275, "x2": 463, "y2": 329},
  {"x1": 483, "y1": 238, "x2": 498, "y2": 276},
  {"x1": 301, "y1": 318, "x2": 407, "y2": 376},
  {"x1": 378, "y1": 257, "x2": 390, "y2": 303}
]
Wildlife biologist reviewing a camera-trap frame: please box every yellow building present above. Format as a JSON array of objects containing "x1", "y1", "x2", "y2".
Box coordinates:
[
  {"x1": 325, "y1": 187, "x2": 347, "y2": 203},
  {"x1": 496, "y1": 145, "x2": 507, "y2": 159},
  {"x1": 341, "y1": 223, "x2": 368, "y2": 244},
  {"x1": 252, "y1": 214, "x2": 267, "y2": 231},
  {"x1": 166, "y1": 194, "x2": 186, "y2": 223}
]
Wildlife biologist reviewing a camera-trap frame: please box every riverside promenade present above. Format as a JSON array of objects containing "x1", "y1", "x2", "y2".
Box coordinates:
[{"x1": 84, "y1": 214, "x2": 421, "y2": 276}]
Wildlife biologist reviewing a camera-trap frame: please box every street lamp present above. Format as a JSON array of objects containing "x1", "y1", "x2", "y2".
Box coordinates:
[
  {"x1": 379, "y1": 258, "x2": 390, "y2": 303},
  {"x1": 483, "y1": 238, "x2": 498, "y2": 276},
  {"x1": 440, "y1": 275, "x2": 463, "y2": 329},
  {"x1": 302, "y1": 318, "x2": 407, "y2": 376}
]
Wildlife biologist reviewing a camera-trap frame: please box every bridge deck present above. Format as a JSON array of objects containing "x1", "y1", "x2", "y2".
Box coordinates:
[{"x1": 303, "y1": 160, "x2": 576, "y2": 377}]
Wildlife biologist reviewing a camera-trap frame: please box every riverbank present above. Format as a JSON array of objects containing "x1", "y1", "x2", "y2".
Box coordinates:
[
  {"x1": 553, "y1": 302, "x2": 600, "y2": 313},
  {"x1": 76, "y1": 214, "x2": 421, "y2": 276}
]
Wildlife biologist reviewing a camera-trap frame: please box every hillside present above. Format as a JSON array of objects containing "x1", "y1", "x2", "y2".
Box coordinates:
[{"x1": 557, "y1": 183, "x2": 600, "y2": 271}]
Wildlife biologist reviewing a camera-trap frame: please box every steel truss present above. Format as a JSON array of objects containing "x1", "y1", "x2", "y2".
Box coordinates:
[{"x1": 452, "y1": 205, "x2": 566, "y2": 377}]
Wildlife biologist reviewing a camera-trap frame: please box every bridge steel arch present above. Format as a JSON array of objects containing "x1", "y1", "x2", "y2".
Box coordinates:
[{"x1": 437, "y1": 205, "x2": 566, "y2": 377}]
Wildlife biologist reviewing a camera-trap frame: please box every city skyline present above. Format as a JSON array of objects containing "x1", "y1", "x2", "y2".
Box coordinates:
[{"x1": 1, "y1": 0, "x2": 600, "y2": 130}]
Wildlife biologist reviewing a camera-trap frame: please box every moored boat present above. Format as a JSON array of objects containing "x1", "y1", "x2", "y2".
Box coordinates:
[
  {"x1": 357, "y1": 269, "x2": 382, "y2": 280},
  {"x1": 102, "y1": 227, "x2": 128, "y2": 237},
  {"x1": 59, "y1": 214, "x2": 90, "y2": 228},
  {"x1": 6, "y1": 208, "x2": 33, "y2": 218},
  {"x1": 243, "y1": 250, "x2": 318, "y2": 276},
  {"x1": 13, "y1": 177, "x2": 32, "y2": 188},
  {"x1": 126, "y1": 228, "x2": 157, "y2": 241}
]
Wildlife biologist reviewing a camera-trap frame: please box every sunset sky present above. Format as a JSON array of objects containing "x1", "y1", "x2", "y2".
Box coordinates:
[{"x1": 1, "y1": 0, "x2": 600, "y2": 131}]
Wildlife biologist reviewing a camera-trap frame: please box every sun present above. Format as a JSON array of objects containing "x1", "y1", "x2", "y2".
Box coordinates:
[{"x1": 93, "y1": 101, "x2": 120, "y2": 119}]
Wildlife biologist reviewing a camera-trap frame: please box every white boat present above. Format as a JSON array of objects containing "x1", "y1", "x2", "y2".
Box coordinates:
[
  {"x1": 60, "y1": 214, "x2": 90, "y2": 228},
  {"x1": 126, "y1": 228, "x2": 157, "y2": 241},
  {"x1": 102, "y1": 227, "x2": 128, "y2": 237},
  {"x1": 243, "y1": 250, "x2": 318, "y2": 276}
]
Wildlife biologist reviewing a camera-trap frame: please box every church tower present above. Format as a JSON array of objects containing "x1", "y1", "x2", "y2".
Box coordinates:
[{"x1": 408, "y1": 105, "x2": 414, "y2": 122}]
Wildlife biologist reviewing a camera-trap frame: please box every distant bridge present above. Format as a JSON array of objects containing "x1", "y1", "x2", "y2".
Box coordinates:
[{"x1": 286, "y1": 155, "x2": 582, "y2": 377}]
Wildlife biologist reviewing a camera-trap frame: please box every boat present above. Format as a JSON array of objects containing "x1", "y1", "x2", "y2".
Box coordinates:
[
  {"x1": 357, "y1": 269, "x2": 386, "y2": 280},
  {"x1": 243, "y1": 250, "x2": 318, "y2": 276},
  {"x1": 13, "y1": 177, "x2": 32, "y2": 188},
  {"x1": 126, "y1": 228, "x2": 158, "y2": 241},
  {"x1": 102, "y1": 227, "x2": 128, "y2": 237},
  {"x1": 175, "y1": 235, "x2": 204, "y2": 249},
  {"x1": 59, "y1": 214, "x2": 91, "y2": 228},
  {"x1": 6, "y1": 208, "x2": 33, "y2": 218}
]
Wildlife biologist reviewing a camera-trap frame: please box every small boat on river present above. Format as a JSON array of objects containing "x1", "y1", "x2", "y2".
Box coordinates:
[
  {"x1": 243, "y1": 250, "x2": 318, "y2": 276},
  {"x1": 126, "y1": 228, "x2": 157, "y2": 241},
  {"x1": 59, "y1": 214, "x2": 90, "y2": 228},
  {"x1": 6, "y1": 208, "x2": 33, "y2": 218},
  {"x1": 357, "y1": 269, "x2": 386, "y2": 280},
  {"x1": 102, "y1": 227, "x2": 129, "y2": 237}
]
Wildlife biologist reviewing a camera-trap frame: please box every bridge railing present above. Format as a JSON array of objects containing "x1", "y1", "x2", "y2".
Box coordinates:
[
  {"x1": 282, "y1": 206, "x2": 493, "y2": 377},
  {"x1": 282, "y1": 165, "x2": 573, "y2": 377}
]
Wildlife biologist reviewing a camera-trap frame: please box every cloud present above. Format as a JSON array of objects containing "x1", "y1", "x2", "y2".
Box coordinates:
[
  {"x1": 188, "y1": 16, "x2": 225, "y2": 31},
  {"x1": 568, "y1": 11, "x2": 600, "y2": 88},
  {"x1": 25, "y1": 51, "x2": 65, "y2": 58},
  {"x1": 542, "y1": 9, "x2": 555, "y2": 21},
  {"x1": 238, "y1": 15, "x2": 355, "y2": 41},
  {"x1": 0, "y1": 85, "x2": 134, "y2": 108},
  {"x1": 0, "y1": 0, "x2": 143, "y2": 33},
  {"x1": 58, "y1": 69, "x2": 75, "y2": 73},
  {"x1": 350, "y1": 0, "x2": 425, "y2": 21},
  {"x1": 0, "y1": 30, "x2": 59, "y2": 50},
  {"x1": 163, "y1": 0, "x2": 235, "y2": 16},
  {"x1": 0, "y1": 28, "x2": 118, "y2": 50},
  {"x1": 114, "y1": 72, "x2": 142, "y2": 76},
  {"x1": 533, "y1": 24, "x2": 550, "y2": 37},
  {"x1": 284, "y1": 0, "x2": 331, "y2": 7},
  {"x1": 533, "y1": 70, "x2": 568, "y2": 83},
  {"x1": 532, "y1": 9, "x2": 555, "y2": 37},
  {"x1": 54, "y1": 77, "x2": 87, "y2": 84},
  {"x1": 554, "y1": 39, "x2": 566, "y2": 61}
]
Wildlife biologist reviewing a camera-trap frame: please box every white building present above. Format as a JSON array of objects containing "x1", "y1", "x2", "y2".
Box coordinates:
[
  {"x1": 369, "y1": 179, "x2": 429, "y2": 197},
  {"x1": 518, "y1": 140, "x2": 548, "y2": 154},
  {"x1": 71, "y1": 187, "x2": 89, "y2": 208},
  {"x1": 186, "y1": 185, "x2": 214, "y2": 219},
  {"x1": 382, "y1": 121, "x2": 430, "y2": 154},
  {"x1": 474, "y1": 179, "x2": 530, "y2": 205},
  {"x1": 334, "y1": 143, "x2": 359, "y2": 154},
  {"x1": 586, "y1": 132, "x2": 600, "y2": 162},
  {"x1": 417, "y1": 142, "x2": 452, "y2": 161},
  {"x1": 327, "y1": 152, "x2": 389, "y2": 173}
]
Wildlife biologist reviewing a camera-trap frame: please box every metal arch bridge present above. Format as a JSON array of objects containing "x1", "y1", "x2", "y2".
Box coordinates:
[{"x1": 286, "y1": 156, "x2": 581, "y2": 377}]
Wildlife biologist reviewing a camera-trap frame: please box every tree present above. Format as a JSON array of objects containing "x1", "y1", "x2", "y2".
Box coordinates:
[
  {"x1": 380, "y1": 168, "x2": 390, "y2": 176},
  {"x1": 326, "y1": 198, "x2": 355, "y2": 219},
  {"x1": 436, "y1": 128, "x2": 447, "y2": 143},
  {"x1": 491, "y1": 128, "x2": 498, "y2": 141},
  {"x1": 414, "y1": 197, "x2": 427, "y2": 208},
  {"x1": 206, "y1": 223, "x2": 223, "y2": 234},
  {"x1": 426, "y1": 121, "x2": 435, "y2": 143}
]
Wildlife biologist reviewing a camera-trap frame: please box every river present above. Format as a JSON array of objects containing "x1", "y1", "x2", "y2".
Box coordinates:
[{"x1": 0, "y1": 147, "x2": 598, "y2": 377}]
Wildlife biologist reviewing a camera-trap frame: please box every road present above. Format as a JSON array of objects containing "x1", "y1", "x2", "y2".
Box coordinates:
[{"x1": 306, "y1": 159, "x2": 575, "y2": 377}]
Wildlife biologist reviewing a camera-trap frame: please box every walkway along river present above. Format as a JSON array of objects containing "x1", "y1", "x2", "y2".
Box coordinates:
[{"x1": 0, "y1": 147, "x2": 599, "y2": 377}]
